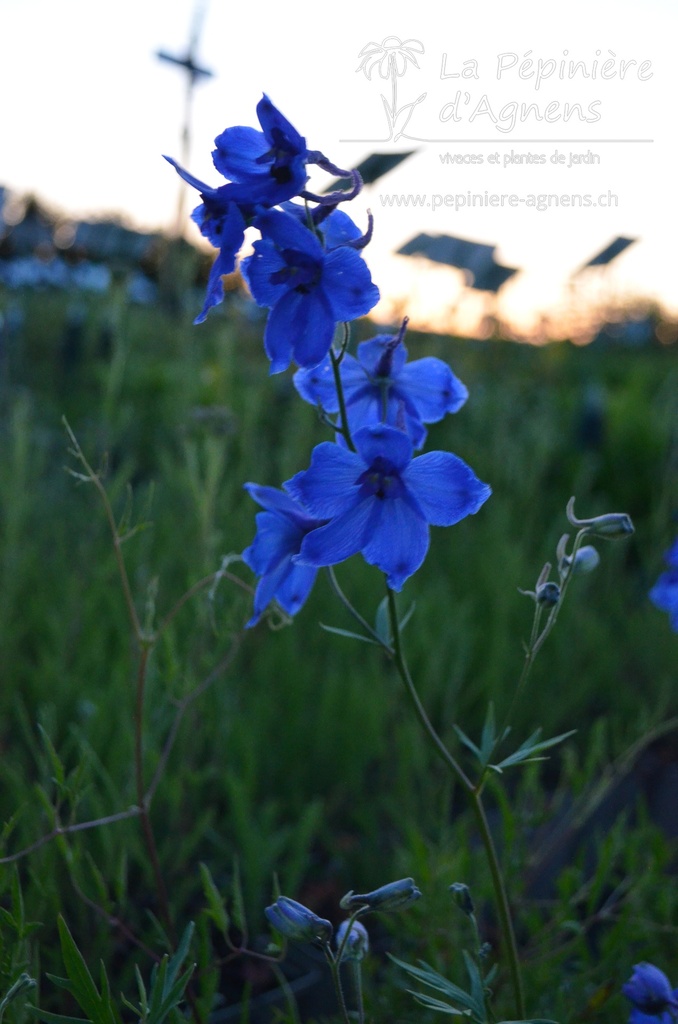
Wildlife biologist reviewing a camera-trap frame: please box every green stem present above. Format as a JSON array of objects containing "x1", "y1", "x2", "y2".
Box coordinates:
[
  {"x1": 330, "y1": 346, "x2": 356, "y2": 453},
  {"x1": 325, "y1": 950, "x2": 352, "y2": 1024},
  {"x1": 386, "y1": 590, "x2": 526, "y2": 1020},
  {"x1": 351, "y1": 961, "x2": 365, "y2": 1024}
]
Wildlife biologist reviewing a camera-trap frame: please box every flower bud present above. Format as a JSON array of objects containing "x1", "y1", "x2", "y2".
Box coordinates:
[
  {"x1": 265, "y1": 896, "x2": 333, "y2": 944},
  {"x1": 566, "y1": 498, "x2": 634, "y2": 540},
  {"x1": 340, "y1": 877, "x2": 422, "y2": 912},
  {"x1": 449, "y1": 882, "x2": 474, "y2": 916},
  {"x1": 336, "y1": 919, "x2": 369, "y2": 961},
  {"x1": 536, "y1": 581, "x2": 560, "y2": 607},
  {"x1": 560, "y1": 544, "x2": 600, "y2": 577}
]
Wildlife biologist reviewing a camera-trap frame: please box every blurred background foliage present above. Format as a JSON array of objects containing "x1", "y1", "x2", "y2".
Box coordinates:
[{"x1": 0, "y1": 266, "x2": 676, "y2": 1023}]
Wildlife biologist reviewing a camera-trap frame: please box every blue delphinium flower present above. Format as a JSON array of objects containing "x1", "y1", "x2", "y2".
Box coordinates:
[
  {"x1": 649, "y1": 538, "x2": 678, "y2": 631},
  {"x1": 165, "y1": 94, "x2": 313, "y2": 323},
  {"x1": 623, "y1": 963, "x2": 678, "y2": 1023},
  {"x1": 265, "y1": 896, "x2": 333, "y2": 944},
  {"x1": 241, "y1": 484, "x2": 325, "y2": 626},
  {"x1": 241, "y1": 209, "x2": 380, "y2": 373},
  {"x1": 210, "y1": 94, "x2": 311, "y2": 206},
  {"x1": 294, "y1": 319, "x2": 468, "y2": 448},
  {"x1": 286, "y1": 424, "x2": 491, "y2": 590}
]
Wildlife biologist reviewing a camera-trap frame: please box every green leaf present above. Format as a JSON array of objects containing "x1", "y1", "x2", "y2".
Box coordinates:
[
  {"x1": 319, "y1": 624, "x2": 380, "y2": 646},
  {"x1": 452, "y1": 725, "x2": 482, "y2": 761},
  {"x1": 409, "y1": 992, "x2": 468, "y2": 1015},
  {"x1": 230, "y1": 859, "x2": 246, "y2": 935},
  {"x1": 463, "y1": 952, "x2": 486, "y2": 1021},
  {"x1": 374, "y1": 597, "x2": 391, "y2": 645},
  {"x1": 199, "y1": 864, "x2": 230, "y2": 937},
  {"x1": 26, "y1": 1009, "x2": 91, "y2": 1024},
  {"x1": 37, "y1": 727, "x2": 65, "y2": 790},
  {"x1": 492, "y1": 730, "x2": 576, "y2": 772},
  {"x1": 56, "y1": 918, "x2": 118, "y2": 1024},
  {"x1": 479, "y1": 704, "x2": 497, "y2": 765},
  {"x1": 389, "y1": 955, "x2": 483, "y2": 1017}
]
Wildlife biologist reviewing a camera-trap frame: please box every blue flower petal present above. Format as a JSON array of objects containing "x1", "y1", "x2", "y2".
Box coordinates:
[
  {"x1": 242, "y1": 510, "x2": 304, "y2": 576},
  {"x1": 297, "y1": 498, "x2": 378, "y2": 567},
  {"x1": 241, "y1": 240, "x2": 287, "y2": 308},
  {"x1": 274, "y1": 562, "x2": 318, "y2": 617},
  {"x1": 264, "y1": 288, "x2": 336, "y2": 373},
  {"x1": 256, "y1": 93, "x2": 307, "y2": 156},
  {"x1": 403, "y1": 452, "x2": 491, "y2": 525},
  {"x1": 163, "y1": 155, "x2": 216, "y2": 195},
  {"x1": 353, "y1": 424, "x2": 413, "y2": 473},
  {"x1": 321, "y1": 209, "x2": 363, "y2": 249},
  {"x1": 245, "y1": 482, "x2": 314, "y2": 524},
  {"x1": 396, "y1": 358, "x2": 469, "y2": 421},
  {"x1": 361, "y1": 495, "x2": 429, "y2": 590},
  {"x1": 194, "y1": 246, "x2": 238, "y2": 324},
  {"x1": 649, "y1": 569, "x2": 678, "y2": 631},
  {"x1": 323, "y1": 248, "x2": 380, "y2": 321},
  {"x1": 212, "y1": 126, "x2": 270, "y2": 181},
  {"x1": 286, "y1": 444, "x2": 363, "y2": 518},
  {"x1": 293, "y1": 356, "x2": 340, "y2": 412},
  {"x1": 256, "y1": 209, "x2": 324, "y2": 260},
  {"x1": 247, "y1": 556, "x2": 294, "y2": 626}
]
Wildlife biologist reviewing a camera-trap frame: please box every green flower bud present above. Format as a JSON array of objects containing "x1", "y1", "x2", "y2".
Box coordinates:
[{"x1": 449, "y1": 882, "x2": 474, "y2": 916}]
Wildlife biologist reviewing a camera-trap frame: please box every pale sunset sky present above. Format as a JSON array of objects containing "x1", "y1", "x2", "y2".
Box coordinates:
[{"x1": 1, "y1": 0, "x2": 676, "y2": 338}]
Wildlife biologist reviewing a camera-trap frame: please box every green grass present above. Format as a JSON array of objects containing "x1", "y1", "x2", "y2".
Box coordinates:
[{"x1": 0, "y1": 283, "x2": 676, "y2": 1023}]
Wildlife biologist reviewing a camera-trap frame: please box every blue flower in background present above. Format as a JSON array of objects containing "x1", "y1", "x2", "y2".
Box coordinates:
[
  {"x1": 286, "y1": 424, "x2": 491, "y2": 590},
  {"x1": 649, "y1": 538, "x2": 678, "y2": 631},
  {"x1": 242, "y1": 209, "x2": 380, "y2": 373},
  {"x1": 294, "y1": 319, "x2": 468, "y2": 448},
  {"x1": 242, "y1": 484, "x2": 326, "y2": 626},
  {"x1": 623, "y1": 963, "x2": 678, "y2": 1023}
]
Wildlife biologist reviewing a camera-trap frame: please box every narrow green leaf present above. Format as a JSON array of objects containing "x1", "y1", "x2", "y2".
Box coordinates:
[
  {"x1": 37, "y1": 726, "x2": 66, "y2": 789},
  {"x1": 462, "y1": 952, "x2": 486, "y2": 1021},
  {"x1": 389, "y1": 956, "x2": 479, "y2": 1013},
  {"x1": 398, "y1": 601, "x2": 416, "y2": 631},
  {"x1": 319, "y1": 624, "x2": 380, "y2": 645},
  {"x1": 374, "y1": 597, "x2": 391, "y2": 645},
  {"x1": 57, "y1": 918, "x2": 100, "y2": 1018},
  {"x1": 493, "y1": 730, "x2": 576, "y2": 771},
  {"x1": 165, "y1": 921, "x2": 194, "y2": 990},
  {"x1": 452, "y1": 725, "x2": 482, "y2": 761},
  {"x1": 409, "y1": 992, "x2": 467, "y2": 1015},
  {"x1": 26, "y1": 1009, "x2": 91, "y2": 1024},
  {"x1": 231, "y1": 858, "x2": 246, "y2": 935},
  {"x1": 479, "y1": 704, "x2": 496, "y2": 765},
  {"x1": 199, "y1": 864, "x2": 230, "y2": 937}
]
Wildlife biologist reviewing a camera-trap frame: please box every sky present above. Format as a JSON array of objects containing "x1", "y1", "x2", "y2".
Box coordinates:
[{"x1": 2, "y1": 0, "x2": 677, "y2": 338}]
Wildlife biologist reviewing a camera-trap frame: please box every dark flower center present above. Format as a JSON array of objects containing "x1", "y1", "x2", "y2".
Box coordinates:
[
  {"x1": 256, "y1": 127, "x2": 302, "y2": 184},
  {"x1": 357, "y1": 456, "x2": 404, "y2": 500},
  {"x1": 270, "y1": 249, "x2": 322, "y2": 294}
]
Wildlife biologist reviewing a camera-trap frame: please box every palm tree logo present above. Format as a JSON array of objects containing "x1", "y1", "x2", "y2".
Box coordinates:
[{"x1": 356, "y1": 36, "x2": 426, "y2": 142}]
